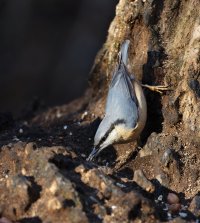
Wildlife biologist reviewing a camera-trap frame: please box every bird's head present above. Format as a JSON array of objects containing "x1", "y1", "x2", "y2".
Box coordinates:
[{"x1": 87, "y1": 117, "x2": 126, "y2": 161}]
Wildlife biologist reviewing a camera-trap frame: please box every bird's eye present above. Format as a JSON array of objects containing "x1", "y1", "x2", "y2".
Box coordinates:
[{"x1": 102, "y1": 135, "x2": 107, "y2": 142}]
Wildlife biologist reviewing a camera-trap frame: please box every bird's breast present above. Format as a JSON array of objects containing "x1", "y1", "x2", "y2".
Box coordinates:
[
  {"x1": 114, "y1": 125, "x2": 135, "y2": 142},
  {"x1": 133, "y1": 80, "x2": 147, "y2": 134}
]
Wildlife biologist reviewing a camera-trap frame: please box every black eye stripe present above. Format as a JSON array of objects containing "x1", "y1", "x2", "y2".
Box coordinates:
[
  {"x1": 98, "y1": 127, "x2": 114, "y2": 146},
  {"x1": 114, "y1": 119, "x2": 126, "y2": 126},
  {"x1": 102, "y1": 135, "x2": 107, "y2": 141},
  {"x1": 96, "y1": 119, "x2": 126, "y2": 147}
]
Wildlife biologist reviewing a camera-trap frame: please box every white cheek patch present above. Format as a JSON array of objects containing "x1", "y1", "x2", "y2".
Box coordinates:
[
  {"x1": 107, "y1": 129, "x2": 118, "y2": 142},
  {"x1": 101, "y1": 129, "x2": 118, "y2": 149}
]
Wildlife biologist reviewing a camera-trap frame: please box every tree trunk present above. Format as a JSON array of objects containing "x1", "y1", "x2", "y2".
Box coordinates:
[
  {"x1": 90, "y1": 0, "x2": 200, "y2": 141},
  {"x1": 87, "y1": 0, "x2": 200, "y2": 176}
]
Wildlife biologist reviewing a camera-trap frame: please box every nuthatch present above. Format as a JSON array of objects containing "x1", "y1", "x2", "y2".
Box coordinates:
[{"x1": 87, "y1": 40, "x2": 168, "y2": 161}]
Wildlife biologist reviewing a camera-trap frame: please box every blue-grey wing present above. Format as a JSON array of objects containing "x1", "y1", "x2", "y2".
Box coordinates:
[{"x1": 105, "y1": 63, "x2": 138, "y2": 129}]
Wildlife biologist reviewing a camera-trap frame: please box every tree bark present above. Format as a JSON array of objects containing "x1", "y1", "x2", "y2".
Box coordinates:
[
  {"x1": 90, "y1": 0, "x2": 200, "y2": 138},
  {"x1": 87, "y1": 0, "x2": 200, "y2": 192}
]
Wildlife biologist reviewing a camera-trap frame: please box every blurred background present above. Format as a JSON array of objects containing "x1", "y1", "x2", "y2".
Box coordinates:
[{"x1": 0, "y1": 0, "x2": 117, "y2": 115}]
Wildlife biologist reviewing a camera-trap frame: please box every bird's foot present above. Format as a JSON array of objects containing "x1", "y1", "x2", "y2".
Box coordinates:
[{"x1": 141, "y1": 84, "x2": 169, "y2": 94}]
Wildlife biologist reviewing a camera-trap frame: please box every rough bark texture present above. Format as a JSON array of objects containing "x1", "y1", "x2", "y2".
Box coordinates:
[{"x1": 0, "y1": 0, "x2": 200, "y2": 222}]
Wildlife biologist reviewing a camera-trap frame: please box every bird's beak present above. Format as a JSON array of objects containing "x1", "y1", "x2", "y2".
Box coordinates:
[{"x1": 87, "y1": 147, "x2": 100, "y2": 161}]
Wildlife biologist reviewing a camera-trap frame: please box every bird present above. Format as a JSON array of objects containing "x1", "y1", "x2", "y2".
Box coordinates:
[{"x1": 87, "y1": 40, "x2": 168, "y2": 161}]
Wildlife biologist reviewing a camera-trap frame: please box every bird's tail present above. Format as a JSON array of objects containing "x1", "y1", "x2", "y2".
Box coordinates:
[{"x1": 119, "y1": 39, "x2": 130, "y2": 65}]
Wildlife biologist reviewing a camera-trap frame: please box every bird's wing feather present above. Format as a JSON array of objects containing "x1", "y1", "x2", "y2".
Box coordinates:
[{"x1": 105, "y1": 63, "x2": 138, "y2": 129}]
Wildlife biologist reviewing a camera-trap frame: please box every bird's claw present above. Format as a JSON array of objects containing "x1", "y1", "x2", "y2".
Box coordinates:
[{"x1": 141, "y1": 84, "x2": 170, "y2": 94}]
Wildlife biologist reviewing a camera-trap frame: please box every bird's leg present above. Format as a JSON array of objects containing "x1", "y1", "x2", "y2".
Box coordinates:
[{"x1": 141, "y1": 84, "x2": 169, "y2": 94}]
